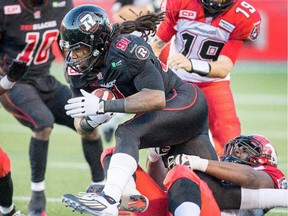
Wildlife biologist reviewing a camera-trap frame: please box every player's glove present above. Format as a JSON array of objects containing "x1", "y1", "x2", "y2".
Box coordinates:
[
  {"x1": 65, "y1": 89, "x2": 105, "y2": 118},
  {"x1": 1, "y1": 60, "x2": 28, "y2": 90},
  {"x1": 147, "y1": 146, "x2": 171, "y2": 162},
  {"x1": 167, "y1": 154, "x2": 208, "y2": 172},
  {"x1": 7, "y1": 60, "x2": 28, "y2": 82},
  {"x1": 80, "y1": 113, "x2": 115, "y2": 132},
  {"x1": 87, "y1": 113, "x2": 115, "y2": 128}
]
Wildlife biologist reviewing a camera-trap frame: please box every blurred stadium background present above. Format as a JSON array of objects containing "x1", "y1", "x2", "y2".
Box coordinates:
[{"x1": 0, "y1": 0, "x2": 287, "y2": 215}]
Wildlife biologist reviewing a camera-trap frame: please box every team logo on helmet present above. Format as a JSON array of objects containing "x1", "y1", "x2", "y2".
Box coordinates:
[{"x1": 78, "y1": 12, "x2": 99, "y2": 33}]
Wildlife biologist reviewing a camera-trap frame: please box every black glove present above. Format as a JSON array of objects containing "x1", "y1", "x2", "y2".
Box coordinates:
[{"x1": 7, "y1": 60, "x2": 28, "y2": 82}]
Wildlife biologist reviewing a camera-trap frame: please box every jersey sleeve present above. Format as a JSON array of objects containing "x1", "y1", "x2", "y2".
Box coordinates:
[
  {"x1": 254, "y1": 166, "x2": 288, "y2": 189},
  {"x1": 228, "y1": 1, "x2": 261, "y2": 41},
  {"x1": 219, "y1": 39, "x2": 244, "y2": 64},
  {"x1": 156, "y1": 0, "x2": 179, "y2": 42},
  {"x1": 109, "y1": 35, "x2": 165, "y2": 91},
  {"x1": 133, "y1": 60, "x2": 165, "y2": 91},
  {"x1": 109, "y1": 35, "x2": 153, "y2": 75}
]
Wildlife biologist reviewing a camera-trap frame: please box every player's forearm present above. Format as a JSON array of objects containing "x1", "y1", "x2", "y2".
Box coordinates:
[
  {"x1": 150, "y1": 36, "x2": 167, "y2": 57},
  {"x1": 208, "y1": 55, "x2": 234, "y2": 78},
  {"x1": 105, "y1": 89, "x2": 165, "y2": 113},
  {"x1": 206, "y1": 161, "x2": 273, "y2": 188}
]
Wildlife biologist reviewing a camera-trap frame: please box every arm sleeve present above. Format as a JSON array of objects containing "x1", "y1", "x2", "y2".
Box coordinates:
[
  {"x1": 229, "y1": 5, "x2": 261, "y2": 42},
  {"x1": 220, "y1": 39, "x2": 244, "y2": 64},
  {"x1": 133, "y1": 60, "x2": 165, "y2": 92},
  {"x1": 156, "y1": 0, "x2": 179, "y2": 42}
]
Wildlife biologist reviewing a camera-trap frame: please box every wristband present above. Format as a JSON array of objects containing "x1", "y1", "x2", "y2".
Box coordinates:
[
  {"x1": 198, "y1": 158, "x2": 209, "y2": 172},
  {"x1": 104, "y1": 99, "x2": 126, "y2": 113},
  {"x1": 189, "y1": 59, "x2": 211, "y2": 76},
  {"x1": 0, "y1": 75, "x2": 15, "y2": 90}
]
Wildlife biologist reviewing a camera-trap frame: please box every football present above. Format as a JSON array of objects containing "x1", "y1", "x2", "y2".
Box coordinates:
[{"x1": 92, "y1": 88, "x2": 116, "y2": 100}]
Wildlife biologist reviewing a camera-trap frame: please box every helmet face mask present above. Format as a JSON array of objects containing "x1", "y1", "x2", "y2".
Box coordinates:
[
  {"x1": 200, "y1": 0, "x2": 236, "y2": 14},
  {"x1": 60, "y1": 5, "x2": 111, "y2": 74},
  {"x1": 221, "y1": 135, "x2": 278, "y2": 167},
  {"x1": 60, "y1": 41, "x2": 96, "y2": 72}
]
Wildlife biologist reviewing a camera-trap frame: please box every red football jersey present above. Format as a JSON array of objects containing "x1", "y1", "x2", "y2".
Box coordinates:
[
  {"x1": 254, "y1": 165, "x2": 287, "y2": 189},
  {"x1": 157, "y1": 0, "x2": 261, "y2": 82}
]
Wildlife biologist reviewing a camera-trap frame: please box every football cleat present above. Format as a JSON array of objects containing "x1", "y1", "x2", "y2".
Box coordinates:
[
  {"x1": 62, "y1": 192, "x2": 120, "y2": 216},
  {"x1": 28, "y1": 191, "x2": 46, "y2": 216},
  {"x1": 86, "y1": 183, "x2": 149, "y2": 213}
]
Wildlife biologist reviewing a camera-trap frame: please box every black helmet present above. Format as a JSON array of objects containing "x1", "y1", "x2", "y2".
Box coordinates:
[
  {"x1": 199, "y1": 0, "x2": 236, "y2": 14},
  {"x1": 60, "y1": 4, "x2": 112, "y2": 73}
]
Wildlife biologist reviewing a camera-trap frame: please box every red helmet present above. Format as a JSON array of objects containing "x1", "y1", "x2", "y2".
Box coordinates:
[{"x1": 221, "y1": 134, "x2": 278, "y2": 167}]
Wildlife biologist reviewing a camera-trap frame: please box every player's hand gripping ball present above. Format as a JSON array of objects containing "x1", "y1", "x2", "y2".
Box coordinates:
[
  {"x1": 65, "y1": 88, "x2": 116, "y2": 128},
  {"x1": 86, "y1": 88, "x2": 116, "y2": 128}
]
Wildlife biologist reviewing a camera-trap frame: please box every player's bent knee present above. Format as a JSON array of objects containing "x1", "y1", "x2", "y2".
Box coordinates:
[{"x1": 168, "y1": 178, "x2": 201, "y2": 213}]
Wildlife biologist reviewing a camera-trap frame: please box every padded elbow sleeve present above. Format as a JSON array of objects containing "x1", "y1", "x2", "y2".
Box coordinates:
[{"x1": 240, "y1": 188, "x2": 288, "y2": 209}]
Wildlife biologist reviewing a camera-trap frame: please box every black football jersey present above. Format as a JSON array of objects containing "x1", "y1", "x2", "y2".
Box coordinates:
[
  {"x1": 66, "y1": 34, "x2": 183, "y2": 98},
  {"x1": 0, "y1": 0, "x2": 73, "y2": 79}
]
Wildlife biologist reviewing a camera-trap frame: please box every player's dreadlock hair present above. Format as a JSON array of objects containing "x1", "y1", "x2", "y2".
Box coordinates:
[{"x1": 109, "y1": 11, "x2": 165, "y2": 42}]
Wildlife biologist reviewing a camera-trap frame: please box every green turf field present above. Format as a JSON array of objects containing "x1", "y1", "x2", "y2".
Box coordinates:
[{"x1": 0, "y1": 61, "x2": 287, "y2": 216}]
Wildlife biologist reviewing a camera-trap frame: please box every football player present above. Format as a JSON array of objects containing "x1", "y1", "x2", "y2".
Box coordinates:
[
  {"x1": 0, "y1": 1, "x2": 105, "y2": 215},
  {"x1": 0, "y1": 60, "x2": 28, "y2": 216},
  {"x1": 59, "y1": 4, "x2": 221, "y2": 216},
  {"x1": 100, "y1": 0, "x2": 162, "y2": 143},
  {"x1": 150, "y1": 0, "x2": 261, "y2": 156},
  {"x1": 151, "y1": 134, "x2": 287, "y2": 215}
]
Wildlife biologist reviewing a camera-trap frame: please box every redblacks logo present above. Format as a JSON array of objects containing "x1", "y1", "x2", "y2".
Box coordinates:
[{"x1": 179, "y1": 10, "x2": 196, "y2": 20}]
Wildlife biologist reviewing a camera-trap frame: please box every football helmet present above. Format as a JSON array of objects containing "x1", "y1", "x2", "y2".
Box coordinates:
[
  {"x1": 60, "y1": 4, "x2": 112, "y2": 74},
  {"x1": 221, "y1": 135, "x2": 278, "y2": 167},
  {"x1": 199, "y1": 0, "x2": 236, "y2": 14}
]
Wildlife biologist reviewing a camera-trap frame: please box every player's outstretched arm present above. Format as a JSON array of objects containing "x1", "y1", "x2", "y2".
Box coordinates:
[
  {"x1": 205, "y1": 160, "x2": 274, "y2": 188},
  {"x1": 170, "y1": 154, "x2": 274, "y2": 189}
]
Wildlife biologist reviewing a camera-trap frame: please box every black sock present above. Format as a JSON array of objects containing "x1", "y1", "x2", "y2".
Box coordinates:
[
  {"x1": 0, "y1": 172, "x2": 13, "y2": 207},
  {"x1": 29, "y1": 137, "x2": 49, "y2": 182},
  {"x1": 82, "y1": 138, "x2": 104, "y2": 182}
]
